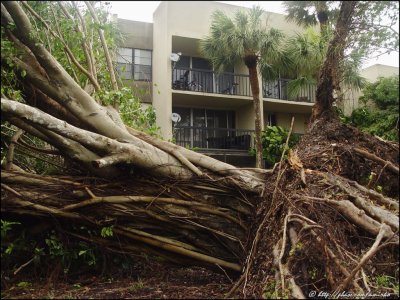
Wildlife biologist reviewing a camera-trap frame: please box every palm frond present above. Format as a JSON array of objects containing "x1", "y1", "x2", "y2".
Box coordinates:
[
  {"x1": 283, "y1": 1, "x2": 318, "y2": 27},
  {"x1": 287, "y1": 76, "x2": 317, "y2": 99},
  {"x1": 200, "y1": 6, "x2": 287, "y2": 75}
]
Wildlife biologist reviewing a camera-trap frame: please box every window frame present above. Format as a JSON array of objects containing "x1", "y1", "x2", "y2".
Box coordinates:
[
  {"x1": 116, "y1": 47, "x2": 152, "y2": 81},
  {"x1": 133, "y1": 48, "x2": 152, "y2": 81}
]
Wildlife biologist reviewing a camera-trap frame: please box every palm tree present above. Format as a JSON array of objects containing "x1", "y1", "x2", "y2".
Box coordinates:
[
  {"x1": 280, "y1": 27, "x2": 366, "y2": 101},
  {"x1": 200, "y1": 6, "x2": 285, "y2": 169},
  {"x1": 283, "y1": 1, "x2": 337, "y2": 42},
  {"x1": 282, "y1": 2, "x2": 366, "y2": 106}
]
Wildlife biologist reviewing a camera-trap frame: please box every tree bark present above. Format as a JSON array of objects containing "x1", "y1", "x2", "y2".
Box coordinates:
[
  {"x1": 246, "y1": 58, "x2": 264, "y2": 169},
  {"x1": 311, "y1": 1, "x2": 357, "y2": 121}
]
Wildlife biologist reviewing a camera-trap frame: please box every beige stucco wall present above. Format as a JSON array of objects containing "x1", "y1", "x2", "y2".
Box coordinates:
[
  {"x1": 360, "y1": 64, "x2": 399, "y2": 82},
  {"x1": 275, "y1": 113, "x2": 309, "y2": 134},
  {"x1": 341, "y1": 64, "x2": 399, "y2": 116},
  {"x1": 152, "y1": 2, "x2": 174, "y2": 140},
  {"x1": 117, "y1": 19, "x2": 153, "y2": 50},
  {"x1": 165, "y1": 1, "x2": 306, "y2": 40},
  {"x1": 236, "y1": 103, "x2": 255, "y2": 130}
]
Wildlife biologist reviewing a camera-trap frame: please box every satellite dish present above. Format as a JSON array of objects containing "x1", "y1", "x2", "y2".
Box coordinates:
[
  {"x1": 170, "y1": 53, "x2": 181, "y2": 62},
  {"x1": 171, "y1": 113, "x2": 181, "y2": 123}
]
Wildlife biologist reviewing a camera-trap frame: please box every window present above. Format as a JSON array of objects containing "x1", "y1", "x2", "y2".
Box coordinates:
[
  {"x1": 172, "y1": 107, "x2": 235, "y2": 129},
  {"x1": 116, "y1": 48, "x2": 152, "y2": 81},
  {"x1": 116, "y1": 47, "x2": 133, "y2": 79},
  {"x1": 265, "y1": 113, "x2": 277, "y2": 127},
  {"x1": 172, "y1": 107, "x2": 236, "y2": 148},
  {"x1": 134, "y1": 49, "x2": 152, "y2": 81}
]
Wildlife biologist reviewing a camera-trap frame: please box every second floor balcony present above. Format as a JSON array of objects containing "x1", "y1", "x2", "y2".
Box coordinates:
[{"x1": 172, "y1": 67, "x2": 316, "y2": 103}]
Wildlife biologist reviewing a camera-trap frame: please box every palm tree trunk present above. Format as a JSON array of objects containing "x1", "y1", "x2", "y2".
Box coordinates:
[
  {"x1": 315, "y1": 1, "x2": 329, "y2": 42},
  {"x1": 312, "y1": 1, "x2": 357, "y2": 121},
  {"x1": 247, "y1": 62, "x2": 264, "y2": 169}
]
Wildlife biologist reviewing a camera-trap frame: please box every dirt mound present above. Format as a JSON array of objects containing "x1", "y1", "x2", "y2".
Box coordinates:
[
  {"x1": 240, "y1": 117, "x2": 399, "y2": 298},
  {"x1": 299, "y1": 116, "x2": 399, "y2": 196}
]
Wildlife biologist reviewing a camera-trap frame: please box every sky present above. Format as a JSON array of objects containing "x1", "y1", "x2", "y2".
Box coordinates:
[{"x1": 110, "y1": 1, "x2": 399, "y2": 69}]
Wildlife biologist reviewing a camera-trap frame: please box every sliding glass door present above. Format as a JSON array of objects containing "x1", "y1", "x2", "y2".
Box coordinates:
[{"x1": 172, "y1": 107, "x2": 235, "y2": 148}]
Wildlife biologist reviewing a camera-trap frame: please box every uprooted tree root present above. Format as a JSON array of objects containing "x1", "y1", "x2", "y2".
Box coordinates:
[
  {"x1": 236, "y1": 116, "x2": 399, "y2": 298},
  {"x1": 1, "y1": 117, "x2": 399, "y2": 298}
]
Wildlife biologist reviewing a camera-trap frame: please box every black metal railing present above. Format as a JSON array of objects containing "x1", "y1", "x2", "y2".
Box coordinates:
[
  {"x1": 172, "y1": 67, "x2": 252, "y2": 97},
  {"x1": 173, "y1": 126, "x2": 254, "y2": 150},
  {"x1": 172, "y1": 67, "x2": 316, "y2": 102},
  {"x1": 263, "y1": 79, "x2": 316, "y2": 103}
]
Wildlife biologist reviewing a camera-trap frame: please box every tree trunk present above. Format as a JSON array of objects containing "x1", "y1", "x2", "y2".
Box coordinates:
[
  {"x1": 316, "y1": 1, "x2": 329, "y2": 41},
  {"x1": 311, "y1": 1, "x2": 357, "y2": 121},
  {"x1": 246, "y1": 58, "x2": 264, "y2": 169}
]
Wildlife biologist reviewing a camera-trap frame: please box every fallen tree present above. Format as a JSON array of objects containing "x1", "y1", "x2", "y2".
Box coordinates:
[{"x1": 1, "y1": 1, "x2": 399, "y2": 298}]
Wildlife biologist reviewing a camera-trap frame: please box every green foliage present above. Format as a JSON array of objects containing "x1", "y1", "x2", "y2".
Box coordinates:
[
  {"x1": 95, "y1": 87, "x2": 160, "y2": 136},
  {"x1": 282, "y1": 1, "x2": 398, "y2": 100},
  {"x1": 128, "y1": 279, "x2": 144, "y2": 292},
  {"x1": 16, "y1": 281, "x2": 31, "y2": 289},
  {"x1": 1, "y1": 220, "x2": 21, "y2": 256},
  {"x1": 374, "y1": 274, "x2": 398, "y2": 292},
  {"x1": 346, "y1": 76, "x2": 399, "y2": 142},
  {"x1": 262, "y1": 280, "x2": 278, "y2": 299},
  {"x1": 262, "y1": 280, "x2": 290, "y2": 299},
  {"x1": 360, "y1": 76, "x2": 399, "y2": 109},
  {"x1": 77, "y1": 242, "x2": 97, "y2": 266},
  {"x1": 0, "y1": 222, "x2": 149, "y2": 280},
  {"x1": 201, "y1": 6, "x2": 285, "y2": 75},
  {"x1": 1, "y1": 220, "x2": 20, "y2": 240},
  {"x1": 250, "y1": 126, "x2": 301, "y2": 167},
  {"x1": 100, "y1": 226, "x2": 114, "y2": 238}
]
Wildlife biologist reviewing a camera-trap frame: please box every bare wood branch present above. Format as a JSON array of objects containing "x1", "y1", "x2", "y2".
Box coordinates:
[
  {"x1": 5, "y1": 129, "x2": 24, "y2": 170},
  {"x1": 1, "y1": 98, "x2": 193, "y2": 179},
  {"x1": 349, "y1": 180, "x2": 399, "y2": 210},
  {"x1": 84, "y1": 1, "x2": 118, "y2": 91},
  {"x1": 324, "y1": 173, "x2": 399, "y2": 231},
  {"x1": 302, "y1": 195, "x2": 397, "y2": 240},
  {"x1": 69, "y1": 1, "x2": 97, "y2": 81},
  {"x1": 21, "y1": 1, "x2": 101, "y2": 91},
  {"x1": 113, "y1": 227, "x2": 241, "y2": 272},
  {"x1": 1, "y1": 183, "x2": 81, "y2": 219},
  {"x1": 16, "y1": 139, "x2": 61, "y2": 155},
  {"x1": 272, "y1": 116, "x2": 295, "y2": 203},
  {"x1": 354, "y1": 147, "x2": 399, "y2": 174},
  {"x1": 336, "y1": 224, "x2": 392, "y2": 291}
]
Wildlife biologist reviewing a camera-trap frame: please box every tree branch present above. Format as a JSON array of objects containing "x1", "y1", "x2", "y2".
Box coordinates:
[
  {"x1": 84, "y1": 1, "x2": 118, "y2": 91},
  {"x1": 21, "y1": 1, "x2": 101, "y2": 92}
]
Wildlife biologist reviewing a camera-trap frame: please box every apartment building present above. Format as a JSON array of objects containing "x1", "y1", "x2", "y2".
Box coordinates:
[
  {"x1": 114, "y1": 1, "x2": 397, "y2": 165},
  {"x1": 341, "y1": 64, "x2": 399, "y2": 115}
]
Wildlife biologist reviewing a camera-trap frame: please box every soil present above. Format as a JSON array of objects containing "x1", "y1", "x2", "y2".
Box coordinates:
[
  {"x1": 241, "y1": 116, "x2": 399, "y2": 298},
  {"x1": 1, "y1": 260, "x2": 231, "y2": 299}
]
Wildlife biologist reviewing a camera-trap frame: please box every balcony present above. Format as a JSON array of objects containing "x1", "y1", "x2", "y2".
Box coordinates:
[
  {"x1": 263, "y1": 79, "x2": 316, "y2": 103},
  {"x1": 172, "y1": 67, "x2": 316, "y2": 103},
  {"x1": 172, "y1": 67, "x2": 251, "y2": 97},
  {"x1": 173, "y1": 126, "x2": 254, "y2": 150}
]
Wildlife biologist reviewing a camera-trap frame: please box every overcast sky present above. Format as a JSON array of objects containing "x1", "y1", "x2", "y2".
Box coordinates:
[{"x1": 110, "y1": 1, "x2": 399, "y2": 69}]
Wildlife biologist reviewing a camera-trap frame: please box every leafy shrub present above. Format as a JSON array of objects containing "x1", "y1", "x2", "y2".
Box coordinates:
[
  {"x1": 359, "y1": 76, "x2": 399, "y2": 109},
  {"x1": 346, "y1": 76, "x2": 399, "y2": 142},
  {"x1": 250, "y1": 126, "x2": 301, "y2": 167}
]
